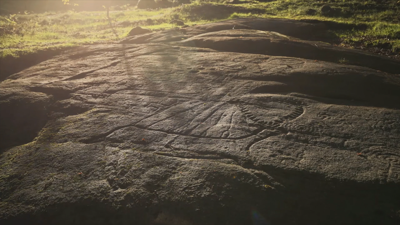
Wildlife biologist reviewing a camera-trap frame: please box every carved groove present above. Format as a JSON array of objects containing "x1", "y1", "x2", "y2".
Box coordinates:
[{"x1": 236, "y1": 96, "x2": 306, "y2": 131}]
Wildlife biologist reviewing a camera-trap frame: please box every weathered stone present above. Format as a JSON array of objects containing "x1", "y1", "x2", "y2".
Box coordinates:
[
  {"x1": 321, "y1": 5, "x2": 332, "y2": 14},
  {"x1": 127, "y1": 26, "x2": 152, "y2": 37},
  {"x1": 171, "y1": 19, "x2": 185, "y2": 26},
  {"x1": 305, "y1": 8, "x2": 317, "y2": 15},
  {"x1": 181, "y1": 18, "x2": 328, "y2": 40},
  {"x1": 1, "y1": 18, "x2": 400, "y2": 225}
]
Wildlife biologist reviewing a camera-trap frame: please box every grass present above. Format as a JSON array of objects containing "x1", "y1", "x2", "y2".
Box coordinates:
[
  {"x1": 0, "y1": 0, "x2": 399, "y2": 59},
  {"x1": 338, "y1": 57, "x2": 350, "y2": 64},
  {"x1": 0, "y1": 7, "x2": 176, "y2": 57}
]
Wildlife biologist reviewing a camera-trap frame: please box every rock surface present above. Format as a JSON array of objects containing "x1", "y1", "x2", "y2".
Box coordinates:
[{"x1": 1, "y1": 18, "x2": 400, "y2": 225}]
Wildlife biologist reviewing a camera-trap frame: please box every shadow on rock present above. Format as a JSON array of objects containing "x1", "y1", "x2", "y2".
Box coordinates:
[{"x1": 0, "y1": 48, "x2": 71, "y2": 82}]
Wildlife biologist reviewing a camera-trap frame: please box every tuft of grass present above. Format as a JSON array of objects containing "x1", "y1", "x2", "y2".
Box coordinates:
[{"x1": 338, "y1": 58, "x2": 349, "y2": 64}]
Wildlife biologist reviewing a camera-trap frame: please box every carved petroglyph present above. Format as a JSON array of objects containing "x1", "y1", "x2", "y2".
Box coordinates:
[{"x1": 2, "y1": 18, "x2": 400, "y2": 225}]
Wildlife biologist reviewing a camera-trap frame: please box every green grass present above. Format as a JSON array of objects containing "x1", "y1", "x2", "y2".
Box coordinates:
[
  {"x1": 0, "y1": 0, "x2": 399, "y2": 59},
  {"x1": 0, "y1": 7, "x2": 176, "y2": 58}
]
